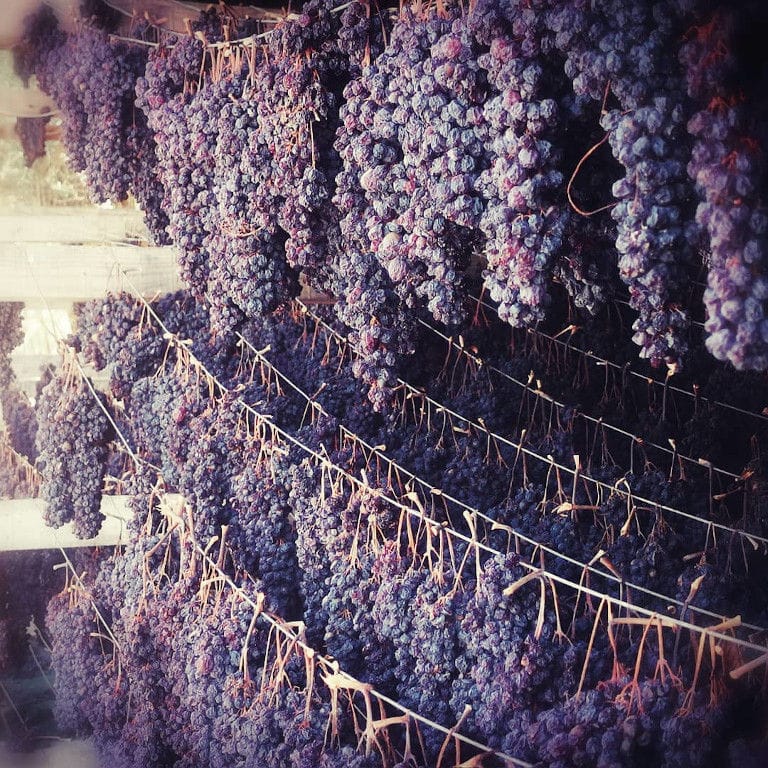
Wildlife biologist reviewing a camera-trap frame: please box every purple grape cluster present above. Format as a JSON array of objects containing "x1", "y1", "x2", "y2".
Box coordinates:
[
  {"x1": 40, "y1": 30, "x2": 132, "y2": 200},
  {"x1": 71, "y1": 292, "x2": 166, "y2": 398},
  {"x1": 12, "y1": 5, "x2": 64, "y2": 86},
  {"x1": 230, "y1": 438, "x2": 302, "y2": 618},
  {"x1": 682, "y1": 4, "x2": 768, "y2": 370},
  {"x1": 23, "y1": 5, "x2": 768, "y2": 766},
  {"x1": 474, "y1": 0, "x2": 569, "y2": 328},
  {"x1": 337, "y1": 0, "x2": 391, "y2": 74},
  {"x1": 338, "y1": 7, "x2": 482, "y2": 326},
  {"x1": 136, "y1": 35, "x2": 212, "y2": 295},
  {"x1": 125, "y1": 120, "x2": 172, "y2": 246},
  {"x1": 35, "y1": 367, "x2": 115, "y2": 538},
  {"x1": 453, "y1": 553, "x2": 581, "y2": 749},
  {"x1": 71, "y1": 291, "x2": 227, "y2": 399},
  {"x1": 207, "y1": 67, "x2": 298, "y2": 335},
  {"x1": 602, "y1": 96, "x2": 694, "y2": 368},
  {"x1": 258, "y1": 0, "x2": 349, "y2": 293},
  {"x1": 43, "y1": 280, "x2": 768, "y2": 767},
  {"x1": 333, "y1": 68, "x2": 419, "y2": 410},
  {"x1": 126, "y1": 370, "x2": 185, "y2": 486},
  {"x1": 46, "y1": 582, "x2": 113, "y2": 735},
  {"x1": 1, "y1": 384, "x2": 38, "y2": 462},
  {"x1": 18, "y1": 7, "x2": 169, "y2": 241},
  {"x1": 518, "y1": 675, "x2": 730, "y2": 768}
]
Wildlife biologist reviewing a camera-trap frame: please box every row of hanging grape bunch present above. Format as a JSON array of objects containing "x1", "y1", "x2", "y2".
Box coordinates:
[
  {"x1": 11, "y1": 0, "x2": 768, "y2": 767},
  {"x1": 14, "y1": 0, "x2": 768, "y2": 407}
]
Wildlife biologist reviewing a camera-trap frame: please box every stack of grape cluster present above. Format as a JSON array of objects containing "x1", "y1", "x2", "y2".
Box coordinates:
[
  {"x1": 11, "y1": 0, "x2": 768, "y2": 766},
  {"x1": 31, "y1": 282, "x2": 768, "y2": 768},
  {"x1": 14, "y1": 0, "x2": 768, "y2": 406}
]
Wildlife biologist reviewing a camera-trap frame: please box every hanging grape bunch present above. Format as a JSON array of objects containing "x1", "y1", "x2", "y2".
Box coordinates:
[
  {"x1": 682, "y1": 3, "x2": 768, "y2": 370},
  {"x1": 35, "y1": 362, "x2": 115, "y2": 539}
]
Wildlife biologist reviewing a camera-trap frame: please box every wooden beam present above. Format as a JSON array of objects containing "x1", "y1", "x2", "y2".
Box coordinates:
[
  {"x1": 102, "y1": 0, "x2": 284, "y2": 33},
  {"x1": 0, "y1": 86, "x2": 57, "y2": 119},
  {"x1": 0, "y1": 243, "x2": 183, "y2": 302},
  {"x1": 0, "y1": 207, "x2": 149, "y2": 243},
  {"x1": 0, "y1": 239, "x2": 336, "y2": 305},
  {"x1": 0, "y1": 495, "x2": 133, "y2": 551}
]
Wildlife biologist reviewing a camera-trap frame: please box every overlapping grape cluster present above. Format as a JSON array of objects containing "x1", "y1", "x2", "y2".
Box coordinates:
[
  {"x1": 136, "y1": 30, "x2": 211, "y2": 289},
  {"x1": 39, "y1": 282, "x2": 768, "y2": 767},
  {"x1": 258, "y1": 0, "x2": 348, "y2": 292},
  {"x1": 1, "y1": 384, "x2": 38, "y2": 462},
  {"x1": 207, "y1": 69, "x2": 298, "y2": 335},
  {"x1": 473, "y1": 0, "x2": 569, "y2": 327},
  {"x1": 15, "y1": 0, "x2": 768, "y2": 380},
  {"x1": 72, "y1": 291, "x2": 229, "y2": 397},
  {"x1": 338, "y1": 7, "x2": 478, "y2": 325},
  {"x1": 127, "y1": 370, "x2": 186, "y2": 486},
  {"x1": 45, "y1": 32, "x2": 125, "y2": 198},
  {"x1": 18, "y1": 8, "x2": 169, "y2": 242}
]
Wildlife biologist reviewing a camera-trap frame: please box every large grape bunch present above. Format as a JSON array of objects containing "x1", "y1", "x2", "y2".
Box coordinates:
[
  {"x1": 127, "y1": 370, "x2": 186, "y2": 487},
  {"x1": 35, "y1": 29, "x2": 132, "y2": 201},
  {"x1": 336, "y1": 5, "x2": 485, "y2": 327},
  {"x1": 35, "y1": 366, "x2": 115, "y2": 539},
  {"x1": 118, "y1": 39, "x2": 171, "y2": 245},
  {"x1": 45, "y1": 581, "x2": 117, "y2": 736},
  {"x1": 125, "y1": 118, "x2": 172, "y2": 246},
  {"x1": 547, "y1": 0, "x2": 697, "y2": 369},
  {"x1": 682, "y1": 4, "x2": 768, "y2": 370},
  {"x1": 207, "y1": 64, "x2": 298, "y2": 336},
  {"x1": 17, "y1": 6, "x2": 169, "y2": 241},
  {"x1": 136, "y1": 25, "x2": 215, "y2": 297},
  {"x1": 452, "y1": 553, "x2": 582, "y2": 750},
  {"x1": 12, "y1": 5, "x2": 63, "y2": 86},
  {"x1": 472, "y1": 0, "x2": 569, "y2": 329},
  {"x1": 333, "y1": 86, "x2": 418, "y2": 408},
  {"x1": 230, "y1": 438, "x2": 302, "y2": 619},
  {"x1": 337, "y1": 0, "x2": 391, "y2": 76},
  {"x1": 256, "y1": 0, "x2": 351, "y2": 295}
]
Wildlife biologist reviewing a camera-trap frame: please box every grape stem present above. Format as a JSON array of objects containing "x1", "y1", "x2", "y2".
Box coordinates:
[{"x1": 566, "y1": 132, "x2": 616, "y2": 217}]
